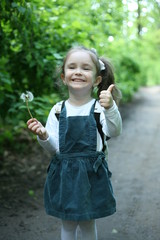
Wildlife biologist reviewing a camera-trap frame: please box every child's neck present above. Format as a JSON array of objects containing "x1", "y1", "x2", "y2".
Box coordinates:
[{"x1": 68, "y1": 94, "x2": 93, "y2": 106}]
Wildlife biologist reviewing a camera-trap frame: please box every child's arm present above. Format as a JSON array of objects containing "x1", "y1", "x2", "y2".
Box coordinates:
[
  {"x1": 27, "y1": 104, "x2": 60, "y2": 155},
  {"x1": 98, "y1": 84, "x2": 122, "y2": 137},
  {"x1": 102, "y1": 102, "x2": 122, "y2": 137}
]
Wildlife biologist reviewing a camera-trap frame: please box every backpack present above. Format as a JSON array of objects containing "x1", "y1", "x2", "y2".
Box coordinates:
[{"x1": 55, "y1": 101, "x2": 110, "y2": 152}]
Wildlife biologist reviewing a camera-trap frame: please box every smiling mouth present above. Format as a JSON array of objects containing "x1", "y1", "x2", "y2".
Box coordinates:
[{"x1": 72, "y1": 78, "x2": 85, "y2": 82}]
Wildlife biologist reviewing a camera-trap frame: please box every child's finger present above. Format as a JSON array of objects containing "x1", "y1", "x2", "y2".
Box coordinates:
[
  {"x1": 107, "y1": 84, "x2": 114, "y2": 93},
  {"x1": 27, "y1": 118, "x2": 38, "y2": 125},
  {"x1": 30, "y1": 123, "x2": 40, "y2": 132},
  {"x1": 100, "y1": 91, "x2": 110, "y2": 98},
  {"x1": 27, "y1": 121, "x2": 38, "y2": 130},
  {"x1": 100, "y1": 84, "x2": 114, "y2": 97}
]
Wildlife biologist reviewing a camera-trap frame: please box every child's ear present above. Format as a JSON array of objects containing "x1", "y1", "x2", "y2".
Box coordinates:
[
  {"x1": 94, "y1": 76, "x2": 102, "y2": 87},
  {"x1": 61, "y1": 73, "x2": 66, "y2": 85}
]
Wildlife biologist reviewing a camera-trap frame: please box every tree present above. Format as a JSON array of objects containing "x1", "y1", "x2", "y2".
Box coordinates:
[{"x1": 0, "y1": 0, "x2": 159, "y2": 144}]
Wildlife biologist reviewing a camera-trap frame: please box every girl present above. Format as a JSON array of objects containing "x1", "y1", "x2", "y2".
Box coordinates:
[{"x1": 27, "y1": 46, "x2": 122, "y2": 240}]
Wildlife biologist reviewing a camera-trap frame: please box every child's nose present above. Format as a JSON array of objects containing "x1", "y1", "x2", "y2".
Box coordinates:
[{"x1": 75, "y1": 67, "x2": 82, "y2": 75}]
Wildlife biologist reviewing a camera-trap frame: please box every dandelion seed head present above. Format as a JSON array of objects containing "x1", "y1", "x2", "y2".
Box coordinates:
[
  {"x1": 20, "y1": 91, "x2": 34, "y2": 102},
  {"x1": 20, "y1": 93, "x2": 26, "y2": 102}
]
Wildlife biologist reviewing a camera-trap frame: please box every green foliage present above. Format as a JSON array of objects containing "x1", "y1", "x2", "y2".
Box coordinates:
[
  {"x1": 138, "y1": 29, "x2": 160, "y2": 86},
  {"x1": 114, "y1": 54, "x2": 141, "y2": 102},
  {"x1": 0, "y1": 0, "x2": 160, "y2": 153}
]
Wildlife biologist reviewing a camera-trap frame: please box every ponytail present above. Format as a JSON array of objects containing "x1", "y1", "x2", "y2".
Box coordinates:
[{"x1": 97, "y1": 57, "x2": 122, "y2": 106}]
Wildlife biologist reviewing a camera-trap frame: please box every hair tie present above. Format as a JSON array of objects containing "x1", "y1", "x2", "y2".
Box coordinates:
[
  {"x1": 91, "y1": 48, "x2": 105, "y2": 71},
  {"x1": 99, "y1": 59, "x2": 105, "y2": 71}
]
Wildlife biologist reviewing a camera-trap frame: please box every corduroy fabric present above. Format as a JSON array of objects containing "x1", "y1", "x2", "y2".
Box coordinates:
[{"x1": 44, "y1": 101, "x2": 116, "y2": 220}]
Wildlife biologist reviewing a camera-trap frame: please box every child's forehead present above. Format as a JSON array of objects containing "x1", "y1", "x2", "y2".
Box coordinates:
[{"x1": 67, "y1": 50, "x2": 93, "y2": 62}]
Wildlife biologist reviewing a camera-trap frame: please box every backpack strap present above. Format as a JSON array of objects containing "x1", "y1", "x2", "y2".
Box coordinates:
[
  {"x1": 55, "y1": 101, "x2": 65, "y2": 120},
  {"x1": 94, "y1": 112, "x2": 106, "y2": 152},
  {"x1": 94, "y1": 100, "x2": 110, "y2": 141}
]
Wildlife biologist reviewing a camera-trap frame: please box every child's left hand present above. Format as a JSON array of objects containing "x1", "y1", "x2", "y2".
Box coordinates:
[{"x1": 99, "y1": 84, "x2": 114, "y2": 109}]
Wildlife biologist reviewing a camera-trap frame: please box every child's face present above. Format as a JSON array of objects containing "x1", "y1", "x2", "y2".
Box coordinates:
[{"x1": 61, "y1": 50, "x2": 102, "y2": 95}]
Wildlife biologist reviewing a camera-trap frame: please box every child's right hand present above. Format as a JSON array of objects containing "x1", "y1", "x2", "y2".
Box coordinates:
[{"x1": 27, "y1": 118, "x2": 49, "y2": 140}]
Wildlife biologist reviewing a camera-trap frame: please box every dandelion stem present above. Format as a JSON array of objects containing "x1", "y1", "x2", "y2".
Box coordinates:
[{"x1": 26, "y1": 100, "x2": 33, "y2": 118}]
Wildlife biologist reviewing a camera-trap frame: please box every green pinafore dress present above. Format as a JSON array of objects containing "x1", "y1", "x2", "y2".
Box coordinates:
[{"x1": 44, "y1": 101, "x2": 116, "y2": 221}]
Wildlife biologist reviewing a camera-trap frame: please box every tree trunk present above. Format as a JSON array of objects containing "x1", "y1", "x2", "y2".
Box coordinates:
[{"x1": 137, "y1": 0, "x2": 142, "y2": 36}]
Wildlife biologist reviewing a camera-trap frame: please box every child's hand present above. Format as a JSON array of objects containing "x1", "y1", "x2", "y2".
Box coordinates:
[
  {"x1": 99, "y1": 84, "x2": 114, "y2": 109},
  {"x1": 27, "y1": 118, "x2": 48, "y2": 140}
]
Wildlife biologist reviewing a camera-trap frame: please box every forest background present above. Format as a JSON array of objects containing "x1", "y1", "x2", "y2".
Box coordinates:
[{"x1": 0, "y1": 0, "x2": 160, "y2": 155}]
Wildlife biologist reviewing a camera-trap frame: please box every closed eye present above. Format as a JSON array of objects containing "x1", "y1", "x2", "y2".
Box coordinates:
[
  {"x1": 68, "y1": 65, "x2": 75, "y2": 69},
  {"x1": 83, "y1": 64, "x2": 92, "y2": 70},
  {"x1": 66, "y1": 63, "x2": 92, "y2": 71}
]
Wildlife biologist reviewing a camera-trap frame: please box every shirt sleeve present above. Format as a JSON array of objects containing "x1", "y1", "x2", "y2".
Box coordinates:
[
  {"x1": 37, "y1": 106, "x2": 59, "y2": 155},
  {"x1": 100, "y1": 101, "x2": 122, "y2": 137}
]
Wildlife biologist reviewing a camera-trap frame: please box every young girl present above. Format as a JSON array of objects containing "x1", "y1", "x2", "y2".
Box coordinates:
[{"x1": 27, "y1": 46, "x2": 122, "y2": 240}]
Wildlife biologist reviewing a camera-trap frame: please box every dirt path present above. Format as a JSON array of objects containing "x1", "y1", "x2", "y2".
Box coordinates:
[{"x1": 0, "y1": 86, "x2": 160, "y2": 240}]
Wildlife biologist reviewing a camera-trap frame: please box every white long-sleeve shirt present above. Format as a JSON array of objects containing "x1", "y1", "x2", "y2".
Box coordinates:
[{"x1": 38, "y1": 99, "x2": 122, "y2": 156}]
